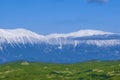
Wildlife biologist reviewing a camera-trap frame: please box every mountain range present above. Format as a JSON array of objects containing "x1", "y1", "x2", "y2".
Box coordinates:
[{"x1": 0, "y1": 28, "x2": 120, "y2": 63}]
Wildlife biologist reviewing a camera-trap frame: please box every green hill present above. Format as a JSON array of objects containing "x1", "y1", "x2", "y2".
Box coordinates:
[{"x1": 0, "y1": 61, "x2": 120, "y2": 80}]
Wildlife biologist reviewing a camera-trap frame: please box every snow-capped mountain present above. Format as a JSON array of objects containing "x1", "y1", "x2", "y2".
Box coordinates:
[
  {"x1": 0, "y1": 28, "x2": 45, "y2": 44},
  {"x1": 0, "y1": 28, "x2": 120, "y2": 63},
  {"x1": 46, "y1": 29, "x2": 114, "y2": 38}
]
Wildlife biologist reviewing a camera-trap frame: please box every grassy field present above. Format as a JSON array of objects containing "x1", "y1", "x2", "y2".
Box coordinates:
[{"x1": 0, "y1": 61, "x2": 120, "y2": 80}]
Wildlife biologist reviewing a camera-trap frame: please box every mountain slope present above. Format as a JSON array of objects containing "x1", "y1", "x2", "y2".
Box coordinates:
[{"x1": 0, "y1": 28, "x2": 120, "y2": 63}]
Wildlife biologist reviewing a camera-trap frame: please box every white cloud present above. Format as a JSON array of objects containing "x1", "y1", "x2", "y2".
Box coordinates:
[{"x1": 87, "y1": 0, "x2": 109, "y2": 3}]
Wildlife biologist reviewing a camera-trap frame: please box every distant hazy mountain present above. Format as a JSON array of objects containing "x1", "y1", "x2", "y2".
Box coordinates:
[{"x1": 0, "y1": 28, "x2": 120, "y2": 63}]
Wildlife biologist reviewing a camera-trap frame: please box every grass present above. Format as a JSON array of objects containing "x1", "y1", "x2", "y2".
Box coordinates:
[{"x1": 0, "y1": 61, "x2": 120, "y2": 80}]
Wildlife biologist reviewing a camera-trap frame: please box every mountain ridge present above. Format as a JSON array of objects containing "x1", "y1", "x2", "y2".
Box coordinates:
[
  {"x1": 0, "y1": 28, "x2": 119, "y2": 49},
  {"x1": 0, "y1": 28, "x2": 115, "y2": 39},
  {"x1": 0, "y1": 28, "x2": 120, "y2": 63}
]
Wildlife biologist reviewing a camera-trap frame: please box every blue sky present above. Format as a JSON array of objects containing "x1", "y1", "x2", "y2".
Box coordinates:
[{"x1": 0, "y1": 0, "x2": 120, "y2": 34}]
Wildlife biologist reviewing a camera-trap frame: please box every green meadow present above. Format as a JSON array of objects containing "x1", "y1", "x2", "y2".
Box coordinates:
[{"x1": 0, "y1": 61, "x2": 120, "y2": 80}]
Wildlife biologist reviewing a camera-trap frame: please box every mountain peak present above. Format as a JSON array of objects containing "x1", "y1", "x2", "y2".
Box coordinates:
[
  {"x1": 0, "y1": 28, "x2": 45, "y2": 44},
  {"x1": 46, "y1": 29, "x2": 114, "y2": 39},
  {"x1": 70, "y1": 29, "x2": 114, "y2": 36}
]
